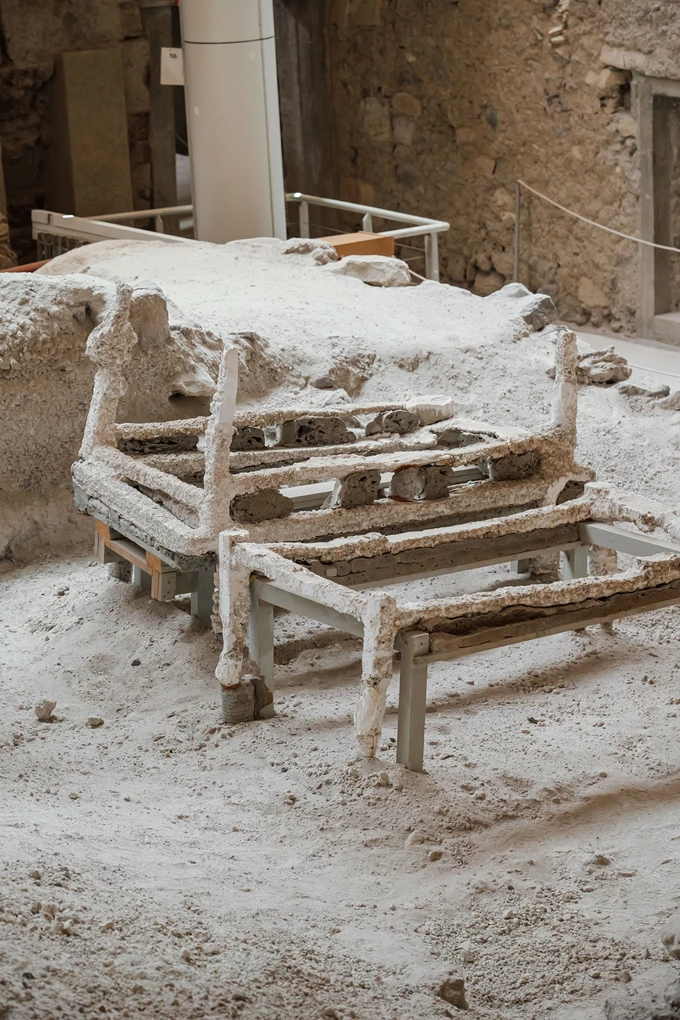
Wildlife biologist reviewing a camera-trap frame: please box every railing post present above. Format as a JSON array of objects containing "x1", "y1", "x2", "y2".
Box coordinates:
[
  {"x1": 298, "y1": 201, "x2": 310, "y2": 238},
  {"x1": 514, "y1": 181, "x2": 521, "y2": 283},
  {"x1": 424, "y1": 232, "x2": 440, "y2": 282},
  {"x1": 362, "y1": 212, "x2": 373, "y2": 232},
  {"x1": 154, "y1": 214, "x2": 164, "y2": 233}
]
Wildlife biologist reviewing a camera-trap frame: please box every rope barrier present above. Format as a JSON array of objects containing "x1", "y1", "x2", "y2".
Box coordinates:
[{"x1": 517, "y1": 179, "x2": 680, "y2": 255}]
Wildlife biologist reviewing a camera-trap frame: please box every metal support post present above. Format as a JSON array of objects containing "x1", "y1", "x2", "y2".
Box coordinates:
[
  {"x1": 298, "y1": 201, "x2": 310, "y2": 238},
  {"x1": 563, "y1": 545, "x2": 589, "y2": 581},
  {"x1": 191, "y1": 568, "x2": 215, "y2": 626},
  {"x1": 249, "y1": 588, "x2": 275, "y2": 718},
  {"x1": 132, "y1": 565, "x2": 151, "y2": 590},
  {"x1": 424, "y1": 231, "x2": 440, "y2": 282},
  {"x1": 396, "y1": 632, "x2": 430, "y2": 772}
]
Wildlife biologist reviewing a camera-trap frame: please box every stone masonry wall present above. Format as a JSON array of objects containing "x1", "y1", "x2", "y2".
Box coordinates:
[
  {"x1": 328, "y1": 0, "x2": 680, "y2": 334},
  {"x1": 0, "y1": 0, "x2": 151, "y2": 260}
]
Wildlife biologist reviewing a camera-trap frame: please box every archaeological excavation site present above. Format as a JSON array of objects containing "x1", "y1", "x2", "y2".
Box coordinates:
[{"x1": 5, "y1": 2, "x2": 680, "y2": 1018}]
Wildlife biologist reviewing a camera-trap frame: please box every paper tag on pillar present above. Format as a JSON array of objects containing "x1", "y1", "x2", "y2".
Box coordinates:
[{"x1": 160, "y1": 48, "x2": 184, "y2": 86}]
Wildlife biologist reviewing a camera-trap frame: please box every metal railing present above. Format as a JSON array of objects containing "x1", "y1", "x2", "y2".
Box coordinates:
[
  {"x1": 93, "y1": 205, "x2": 195, "y2": 236},
  {"x1": 33, "y1": 208, "x2": 193, "y2": 259},
  {"x1": 287, "y1": 192, "x2": 449, "y2": 281},
  {"x1": 33, "y1": 194, "x2": 449, "y2": 279}
]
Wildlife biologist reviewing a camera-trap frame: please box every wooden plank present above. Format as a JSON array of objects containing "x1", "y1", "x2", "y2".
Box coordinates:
[
  {"x1": 318, "y1": 231, "x2": 395, "y2": 257},
  {"x1": 272, "y1": 0, "x2": 305, "y2": 191},
  {"x1": 146, "y1": 550, "x2": 174, "y2": 573},
  {"x1": 0, "y1": 260, "x2": 51, "y2": 274},
  {"x1": 107, "y1": 536, "x2": 149, "y2": 572},
  {"x1": 93, "y1": 511, "x2": 209, "y2": 611},
  {"x1": 95, "y1": 520, "x2": 112, "y2": 540},
  {"x1": 94, "y1": 530, "x2": 107, "y2": 564},
  {"x1": 273, "y1": 0, "x2": 337, "y2": 196},
  {"x1": 84, "y1": 497, "x2": 215, "y2": 572},
  {"x1": 636, "y1": 72, "x2": 656, "y2": 336},
  {"x1": 151, "y1": 569, "x2": 176, "y2": 601}
]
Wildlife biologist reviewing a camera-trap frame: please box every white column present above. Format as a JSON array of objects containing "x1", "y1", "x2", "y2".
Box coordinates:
[{"x1": 180, "y1": 0, "x2": 286, "y2": 243}]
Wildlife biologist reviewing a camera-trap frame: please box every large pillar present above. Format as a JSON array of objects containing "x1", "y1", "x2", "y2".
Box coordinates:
[{"x1": 180, "y1": 0, "x2": 287, "y2": 243}]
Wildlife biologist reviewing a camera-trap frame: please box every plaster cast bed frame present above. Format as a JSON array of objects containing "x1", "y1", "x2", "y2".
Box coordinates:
[
  {"x1": 230, "y1": 484, "x2": 680, "y2": 770},
  {"x1": 73, "y1": 285, "x2": 594, "y2": 734},
  {"x1": 73, "y1": 285, "x2": 588, "y2": 565}
]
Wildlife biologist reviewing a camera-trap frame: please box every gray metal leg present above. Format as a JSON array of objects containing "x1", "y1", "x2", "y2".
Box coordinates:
[
  {"x1": 191, "y1": 568, "x2": 214, "y2": 627},
  {"x1": 396, "y1": 632, "x2": 429, "y2": 773},
  {"x1": 108, "y1": 560, "x2": 132, "y2": 582},
  {"x1": 563, "y1": 546, "x2": 588, "y2": 580},
  {"x1": 132, "y1": 565, "x2": 151, "y2": 590},
  {"x1": 249, "y1": 589, "x2": 275, "y2": 719}
]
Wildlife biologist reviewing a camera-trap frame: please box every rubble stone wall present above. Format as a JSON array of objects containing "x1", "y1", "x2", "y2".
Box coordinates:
[
  {"x1": 327, "y1": 0, "x2": 680, "y2": 333},
  {"x1": 0, "y1": 0, "x2": 151, "y2": 259}
]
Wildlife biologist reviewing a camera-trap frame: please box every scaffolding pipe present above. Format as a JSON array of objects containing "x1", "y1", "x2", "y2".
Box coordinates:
[{"x1": 180, "y1": 0, "x2": 286, "y2": 243}]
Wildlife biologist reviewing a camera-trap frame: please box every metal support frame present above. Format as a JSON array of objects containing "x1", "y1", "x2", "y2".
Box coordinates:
[
  {"x1": 579, "y1": 521, "x2": 680, "y2": 559},
  {"x1": 191, "y1": 569, "x2": 215, "y2": 626},
  {"x1": 563, "y1": 544, "x2": 588, "y2": 580},
  {"x1": 287, "y1": 191, "x2": 449, "y2": 281},
  {"x1": 396, "y1": 632, "x2": 430, "y2": 771},
  {"x1": 243, "y1": 518, "x2": 680, "y2": 772},
  {"x1": 249, "y1": 586, "x2": 275, "y2": 719},
  {"x1": 250, "y1": 578, "x2": 364, "y2": 637},
  {"x1": 424, "y1": 232, "x2": 440, "y2": 283},
  {"x1": 298, "y1": 201, "x2": 310, "y2": 239},
  {"x1": 132, "y1": 564, "x2": 151, "y2": 590},
  {"x1": 33, "y1": 209, "x2": 193, "y2": 249}
]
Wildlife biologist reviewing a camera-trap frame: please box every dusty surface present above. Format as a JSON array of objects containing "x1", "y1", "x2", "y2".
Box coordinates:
[
  {"x1": 3, "y1": 554, "x2": 680, "y2": 1019},
  {"x1": 36, "y1": 237, "x2": 680, "y2": 518}
]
